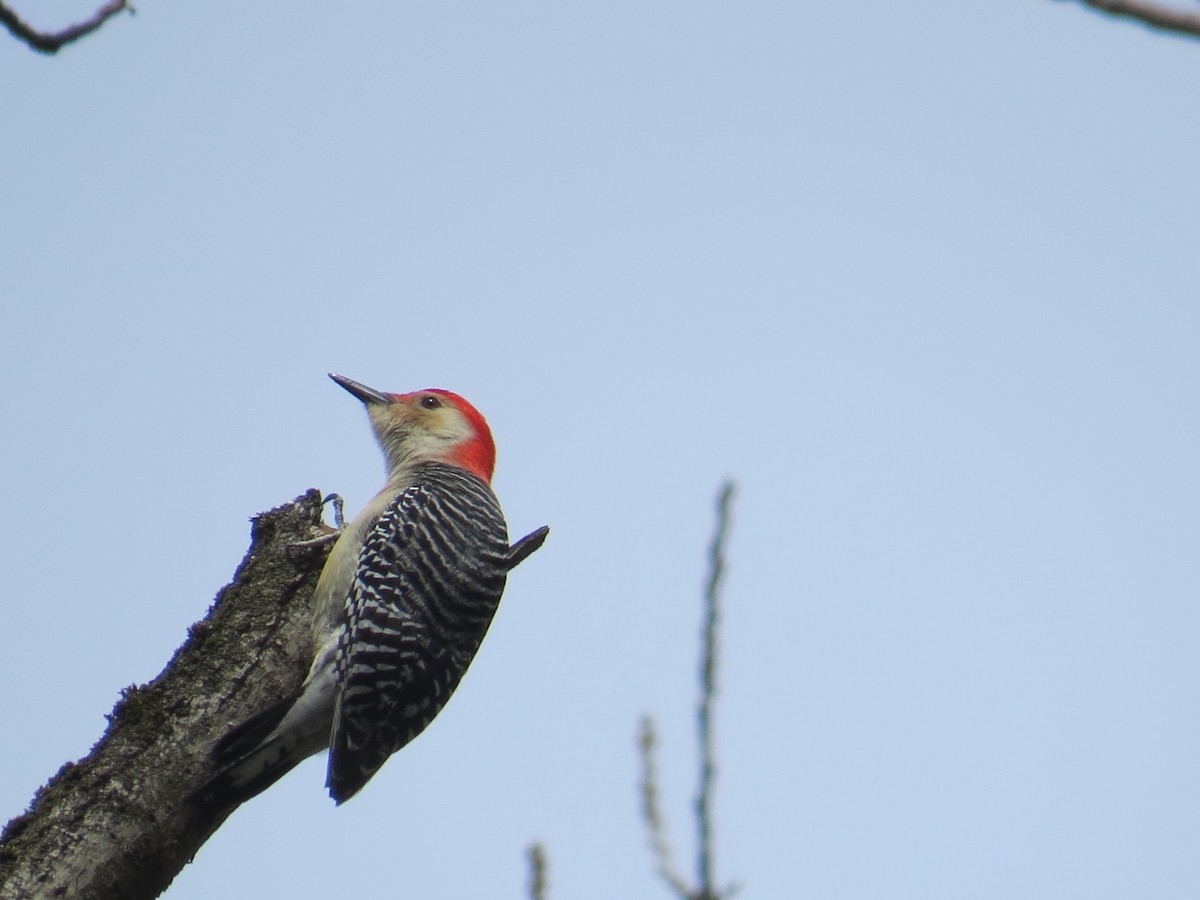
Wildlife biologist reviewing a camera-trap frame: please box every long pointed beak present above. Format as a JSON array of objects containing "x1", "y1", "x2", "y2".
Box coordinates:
[{"x1": 329, "y1": 373, "x2": 393, "y2": 405}]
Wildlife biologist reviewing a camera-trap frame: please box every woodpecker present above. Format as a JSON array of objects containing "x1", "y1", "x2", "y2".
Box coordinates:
[{"x1": 197, "y1": 374, "x2": 548, "y2": 807}]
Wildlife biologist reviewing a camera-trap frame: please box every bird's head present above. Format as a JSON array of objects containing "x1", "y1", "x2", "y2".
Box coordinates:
[{"x1": 329, "y1": 373, "x2": 496, "y2": 483}]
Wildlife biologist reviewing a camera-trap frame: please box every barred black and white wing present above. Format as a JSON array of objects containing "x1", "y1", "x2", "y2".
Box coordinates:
[{"x1": 326, "y1": 461, "x2": 512, "y2": 803}]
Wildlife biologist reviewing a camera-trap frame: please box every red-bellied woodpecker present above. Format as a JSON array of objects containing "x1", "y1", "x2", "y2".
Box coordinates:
[{"x1": 197, "y1": 374, "x2": 548, "y2": 806}]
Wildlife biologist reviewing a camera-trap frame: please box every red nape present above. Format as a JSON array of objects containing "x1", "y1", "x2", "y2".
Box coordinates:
[{"x1": 428, "y1": 389, "x2": 496, "y2": 482}]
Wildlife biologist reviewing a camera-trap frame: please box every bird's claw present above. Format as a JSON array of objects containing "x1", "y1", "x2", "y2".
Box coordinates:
[
  {"x1": 289, "y1": 493, "x2": 346, "y2": 555},
  {"x1": 323, "y1": 493, "x2": 346, "y2": 530}
]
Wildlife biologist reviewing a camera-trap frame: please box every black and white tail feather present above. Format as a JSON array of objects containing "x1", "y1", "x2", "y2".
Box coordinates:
[{"x1": 193, "y1": 462, "x2": 548, "y2": 810}]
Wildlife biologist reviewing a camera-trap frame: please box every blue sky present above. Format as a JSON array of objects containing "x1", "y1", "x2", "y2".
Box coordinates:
[{"x1": 3, "y1": 1, "x2": 1200, "y2": 897}]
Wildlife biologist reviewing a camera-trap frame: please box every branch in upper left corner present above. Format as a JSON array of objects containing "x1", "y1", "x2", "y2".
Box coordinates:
[{"x1": 0, "y1": 0, "x2": 131, "y2": 55}]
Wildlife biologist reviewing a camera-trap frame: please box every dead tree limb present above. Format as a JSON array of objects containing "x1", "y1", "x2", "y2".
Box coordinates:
[
  {"x1": 0, "y1": 491, "x2": 333, "y2": 900},
  {"x1": 0, "y1": 0, "x2": 131, "y2": 55},
  {"x1": 1064, "y1": 0, "x2": 1200, "y2": 37}
]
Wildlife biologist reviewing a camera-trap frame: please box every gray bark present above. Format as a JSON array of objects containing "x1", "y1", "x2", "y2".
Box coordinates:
[{"x1": 0, "y1": 491, "x2": 333, "y2": 900}]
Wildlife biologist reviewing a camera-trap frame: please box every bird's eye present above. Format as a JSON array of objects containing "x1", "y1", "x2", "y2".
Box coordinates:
[{"x1": 420, "y1": 395, "x2": 442, "y2": 410}]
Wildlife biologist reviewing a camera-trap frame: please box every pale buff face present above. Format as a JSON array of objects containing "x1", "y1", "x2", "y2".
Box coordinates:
[{"x1": 368, "y1": 392, "x2": 479, "y2": 473}]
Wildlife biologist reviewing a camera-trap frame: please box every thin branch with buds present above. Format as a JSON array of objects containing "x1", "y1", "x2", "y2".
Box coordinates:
[
  {"x1": 639, "y1": 717, "x2": 695, "y2": 898},
  {"x1": 695, "y1": 481, "x2": 734, "y2": 900},
  {"x1": 638, "y1": 481, "x2": 739, "y2": 900}
]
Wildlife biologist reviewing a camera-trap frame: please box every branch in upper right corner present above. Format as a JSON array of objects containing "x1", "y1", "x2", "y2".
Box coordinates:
[{"x1": 1072, "y1": 0, "x2": 1200, "y2": 37}]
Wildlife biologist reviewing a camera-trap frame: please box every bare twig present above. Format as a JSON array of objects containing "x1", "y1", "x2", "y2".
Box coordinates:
[
  {"x1": 1065, "y1": 0, "x2": 1200, "y2": 37},
  {"x1": 695, "y1": 481, "x2": 735, "y2": 900},
  {"x1": 0, "y1": 0, "x2": 132, "y2": 55},
  {"x1": 638, "y1": 482, "x2": 739, "y2": 900},
  {"x1": 527, "y1": 843, "x2": 549, "y2": 900},
  {"x1": 638, "y1": 717, "x2": 694, "y2": 898}
]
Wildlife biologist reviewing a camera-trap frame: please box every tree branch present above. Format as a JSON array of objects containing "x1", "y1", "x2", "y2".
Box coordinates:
[
  {"x1": 1066, "y1": 0, "x2": 1200, "y2": 37},
  {"x1": 0, "y1": 491, "x2": 333, "y2": 900},
  {"x1": 638, "y1": 481, "x2": 739, "y2": 900},
  {"x1": 638, "y1": 716, "x2": 694, "y2": 899},
  {"x1": 526, "y1": 842, "x2": 549, "y2": 900},
  {"x1": 695, "y1": 481, "x2": 734, "y2": 900},
  {"x1": 0, "y1": 0, "x2": 131, "y2": 55}
]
